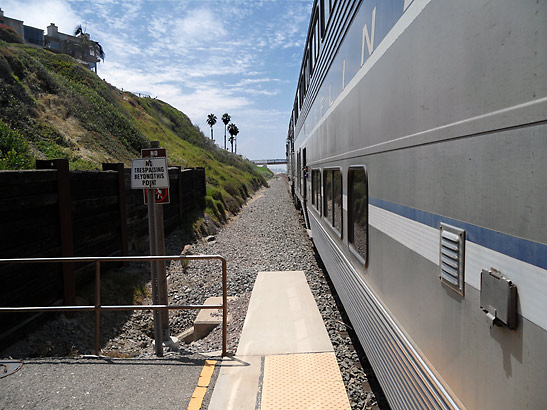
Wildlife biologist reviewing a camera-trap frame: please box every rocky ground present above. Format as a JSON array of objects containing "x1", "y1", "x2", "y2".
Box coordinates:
[{"x1": 2, "y1": 176, "x2": 386, "y2": 410}]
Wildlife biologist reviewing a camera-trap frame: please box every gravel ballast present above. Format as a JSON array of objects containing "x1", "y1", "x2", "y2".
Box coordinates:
[{"x1": 2, "y1": 176, "x2": 385, "y2": 410}]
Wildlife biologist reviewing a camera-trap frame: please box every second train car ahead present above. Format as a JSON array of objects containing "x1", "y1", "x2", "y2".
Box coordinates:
[{"x1": 287, "y1": 0, "x2": 547, "y2": 409}]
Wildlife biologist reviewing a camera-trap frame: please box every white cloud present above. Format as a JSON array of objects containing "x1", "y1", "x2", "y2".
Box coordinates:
[
  {"x1": 84, "y1": 0, "x2": 145, "y2": 33},
  {"x1": 99, "y1": 62, "x2": 250, "y2": 122},
  {"x1": 168, "y1": 88, "x2": 249, "y2": 122},
  {"x1": 147, "y1": 7, "x2": 227, "y2": 52},
  {"x1": 233, "y1": 77, "x2": 282, "y2": 87},
  {"x1": 176, "y1": 8, "x2": 227, "y2": 43},
  {"x1": 2, "y1": 0, "x2": 80, "y2": 34},
  {"x1": 148, "y1": 16, "x2": 169, "y2": 40},
  {"x1": 101, "y1": 35, "x2": 143, "y2": 61},
  {"x1": 265, "y1": 3, "x2": 311, "y2": 49}
]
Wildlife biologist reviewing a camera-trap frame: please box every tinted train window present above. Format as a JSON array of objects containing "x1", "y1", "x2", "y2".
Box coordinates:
[
  {"x1": 348, "y1": 167, "x2": 368, "y2": 262},
  {"x1": 315, "y1": 16, "x2": 320, "y2": 57},
  {"x1": 312, "y1": 169, "x2": 321, "y2": 211},
  {"x1": 323, "y1": 169, "x2": 331, "y2": 219},
  {"x1": 310, "y1": 9, "x2": 318, "y2": 74},
  {"x1": 323, "y1": 169, "x2": 342, "y2": 236},
  {"x1": 333, "y1": 170, "x2": 342, "y2": 232},
  {"x1": 322, "y1": 0, "x2": 330, "y2": 36}
]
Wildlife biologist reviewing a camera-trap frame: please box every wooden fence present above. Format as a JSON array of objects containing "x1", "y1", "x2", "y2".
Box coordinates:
[{"x1": 0, "y1": 159, "x2": 205, "y2": 346}]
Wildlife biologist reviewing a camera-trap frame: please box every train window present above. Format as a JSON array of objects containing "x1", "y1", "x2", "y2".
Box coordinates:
[
  {"x1": 323, "y1": 169, "x2": 331, "y2": 219},
  {"x1": 315, "y1": 16, "x2": 321, "y2": 60},
  {"x1": 348, "y1": 167, "x2": 368, "y2": 263},
  {"x1": 299, "y1": 77, "x2": 304, "y2": 107},
  {"x1": 306, "y1": 51, "x2": 311, "y2": 84},
  {"x1": 309, "y1": 24, "x2": 315, "y2": 75},
  {"x1": 311, "y1": 169, "x2": 321, "y2": 212},
  {"x1": 322, "y1": 0, "x2": 331, "y2": 37},
  {"x1": 323, "y1": 169, "x2": 342, "y2": 237},
  {"x1": 333, "y1": 169, "x2": 342, "y2": 233},
  {"x1": 310, "y1": 42, "x2": 315, "y2": 75},
  {"x1": 312, "y1": 39, "x2": 317, "y2": 74},
  {"x1": 311, "y1": 7, "x2": 319, "y2": 71}
]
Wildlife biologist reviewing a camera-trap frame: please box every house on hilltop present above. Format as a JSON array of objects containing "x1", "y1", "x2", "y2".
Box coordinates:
[
  {"x1": 0, "y1": 8, "x2": 103, "y2": 73},
  {"x1": 45, "y1": 23, "x2": 103, "y2": 73}
]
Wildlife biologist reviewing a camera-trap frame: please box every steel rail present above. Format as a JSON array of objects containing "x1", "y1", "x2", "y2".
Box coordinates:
[{"x1": 0, "y1": 255, "x2": 228, "y2": 357}]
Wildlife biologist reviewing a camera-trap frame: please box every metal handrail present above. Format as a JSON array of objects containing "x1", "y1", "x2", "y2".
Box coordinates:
[{"x1": 0, "y1": 255, "x2": 228, "y2": 357}]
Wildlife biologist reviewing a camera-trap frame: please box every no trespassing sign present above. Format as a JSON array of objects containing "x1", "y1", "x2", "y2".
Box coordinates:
[{"x1": 131, "y1": 157, "x2": 170, "y2": 189}]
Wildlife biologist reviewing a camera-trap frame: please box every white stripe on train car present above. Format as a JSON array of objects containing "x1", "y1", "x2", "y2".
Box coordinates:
[{"x1": 369, "y1": 204, "x2": 547, "y2": 332}]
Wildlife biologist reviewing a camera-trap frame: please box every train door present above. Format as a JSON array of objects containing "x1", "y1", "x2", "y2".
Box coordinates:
[
  {"x1": 297, "y1": 150, "x2": 301, "y2": 197},
  {"x1": 302, "y1": 148, "x2": 307, "y2": 201},
  {"x1": 291, "y1": 144, "x2": 295, "y2": 197},
  {"x1": 301, "y1": 147, "x2": 311, "y2": 229}
]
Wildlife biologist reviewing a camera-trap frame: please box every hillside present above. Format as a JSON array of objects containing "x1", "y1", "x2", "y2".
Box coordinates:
[{"x1": 0, "y1": 29, "x2": 273, "y2": 225}]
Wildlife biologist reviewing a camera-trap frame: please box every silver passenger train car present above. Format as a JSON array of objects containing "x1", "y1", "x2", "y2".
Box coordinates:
[{"x1": 286, "y1": 0, "x2": 546, "y2": 409}]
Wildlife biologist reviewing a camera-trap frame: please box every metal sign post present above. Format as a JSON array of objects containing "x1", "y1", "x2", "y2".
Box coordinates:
[
  {"x1": 131, "y1": 141, "x2": 170, "y2": 356},
  {"x1": 147, "y1": 188, "x2": 163, "y2": 356},
  {"x1": 141, "y1": 145, "x2": 170, "y2": 343},
  {"x1": 154, "y1": 204, "x2": 170, "y2": 341}
]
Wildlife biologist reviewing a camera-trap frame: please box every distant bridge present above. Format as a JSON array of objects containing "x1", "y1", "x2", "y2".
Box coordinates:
[{"x1": 251, "y1": 159, "x2": 287, "y2": 165}]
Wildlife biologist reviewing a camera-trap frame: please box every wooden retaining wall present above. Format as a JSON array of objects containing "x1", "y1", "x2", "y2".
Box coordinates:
[{"x1": 0, "y1": 159, "x2": 205, "y2": 345}]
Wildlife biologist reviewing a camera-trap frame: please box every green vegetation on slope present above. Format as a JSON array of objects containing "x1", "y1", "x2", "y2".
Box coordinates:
[{"x1": 0, "y1": 29, "x2": 274, "y2": 226}]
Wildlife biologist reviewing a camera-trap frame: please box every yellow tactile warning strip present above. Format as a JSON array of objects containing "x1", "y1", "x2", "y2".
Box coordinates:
[
  {"x1": 187, "y1": 360, "x2": 217, "y2": 410},
  {"x1": 260, "y1": 352, "x2": 351, "y2": 410}
]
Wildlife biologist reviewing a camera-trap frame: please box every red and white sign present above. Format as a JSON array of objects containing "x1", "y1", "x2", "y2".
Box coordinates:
[{"x1": 144, "y1": 188, "x2": 170, "y2": 204}]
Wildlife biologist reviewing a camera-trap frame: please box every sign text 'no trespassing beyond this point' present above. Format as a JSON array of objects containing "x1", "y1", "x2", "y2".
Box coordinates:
[{"x1": 131, "y1": 158, "x2": 170, "y2": 189}]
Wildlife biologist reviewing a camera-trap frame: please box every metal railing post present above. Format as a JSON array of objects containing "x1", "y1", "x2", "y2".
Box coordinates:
[
  {"x1": 222, "y1": 258, "x2": 228, "y2": 356},
  {"x1": 94, "y1": 260, "x2": 101, "y2": 356}
]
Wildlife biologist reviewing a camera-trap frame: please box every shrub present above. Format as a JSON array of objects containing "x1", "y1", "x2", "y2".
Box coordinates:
[
  {"x1": 0, "y1": 120, "x2": 33, "y2": 169},
  {"x1": 206, "y1": 186, "x2": 224, "y2": 203},
  {"x1": 0, "y1": 26, "x2": 23, "y2": 44},
  {"x1": 214, "y1": 199, "x2": 227, "y2": 222},
  {"x1": 224, "y1": 181, "x2": 240, "y2": 198},
  {"x1": 223, "y1": 195, "x2": 240, "y2": 214}
]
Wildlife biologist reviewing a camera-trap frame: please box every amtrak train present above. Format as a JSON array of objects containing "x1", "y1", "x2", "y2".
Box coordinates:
[{"x1": 286, "y1": 0, "x2": 546, "y2": 409}]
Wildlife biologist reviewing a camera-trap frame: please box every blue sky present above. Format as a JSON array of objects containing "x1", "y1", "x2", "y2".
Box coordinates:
[{"x1": 2, "y1": 0, "x2": 313, "y2": 162}]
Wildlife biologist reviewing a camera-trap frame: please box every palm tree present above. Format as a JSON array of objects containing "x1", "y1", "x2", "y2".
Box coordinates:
[
  {"x1": 227, "y1": 123, "x2": 239, "y2": 153},
  {"x1": 221, "y1": 113, "x2": 230, "y2": 150},
  {"x1": 206, "y1": 113, "x2": 217, "y2": 140},
  {"x1": 73, "y1": 25, "x2": 105, "y2": 73}
]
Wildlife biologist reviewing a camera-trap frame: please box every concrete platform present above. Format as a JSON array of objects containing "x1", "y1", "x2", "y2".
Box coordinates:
[{"x1": 208, "y1": 271, "x2": 350, "y2": 410}]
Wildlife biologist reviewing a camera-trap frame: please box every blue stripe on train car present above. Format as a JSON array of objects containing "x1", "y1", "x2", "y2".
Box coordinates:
[{"x1": 370, "y1": 197, "x2": 547, "y2": 270}]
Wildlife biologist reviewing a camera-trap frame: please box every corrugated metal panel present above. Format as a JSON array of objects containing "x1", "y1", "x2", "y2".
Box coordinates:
[{"x1": 310, "y1": 214, "x2": 463, "y2": 410}]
